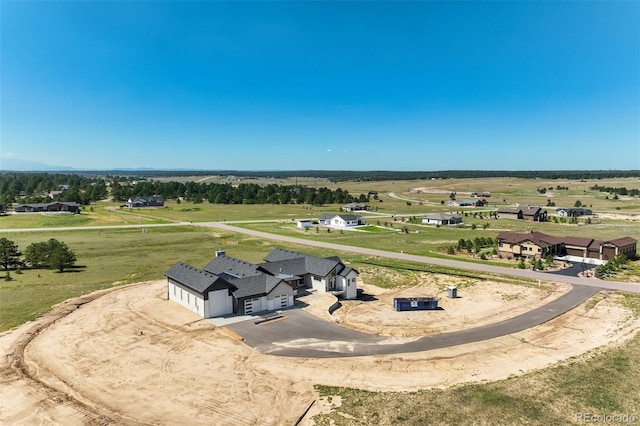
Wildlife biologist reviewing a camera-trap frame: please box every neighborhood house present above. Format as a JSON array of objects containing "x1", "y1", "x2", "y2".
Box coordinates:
[
  {"x1": 341, "y1": 202, "x2": 370, "y2": 212},
  {"x1": 447, "y1": 199, "x2": 485, "y2": 207},
  {"x1": 14, "y1": 202, "x2": 80, "y2": 214},
  {"x1": 422, "y1": 213, "x2": 462, "y2": 226},
  {"x1": 497, "y1": 205, "x2": 548, "y2": 222},
  {"x1": 556, "y1": 207, "x2": 593, "y2": 218},
  {"x1": 166, "y1": 248, "x2": 358, "y2": 318},
  {"x1": 318, "y1": 214, "x2": 366, "y2": 228},
  {"x1": 496, "y1": 230, "x2": 637, "y2": 265},
  {"x1": 126, "y1": 196, "x2": 164, "y2": 208}
]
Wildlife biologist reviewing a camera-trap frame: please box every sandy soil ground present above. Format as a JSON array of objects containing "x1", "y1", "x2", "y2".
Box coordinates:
[
  {"x1": 1, "y1": 280, "x2": 639, "y2": 425},
  {"x1": 332, "y1": 280, "x2": 570, "y2": 337},
  {"x1": 598, "y1": 212, "x2": 640, "y2": 221}
]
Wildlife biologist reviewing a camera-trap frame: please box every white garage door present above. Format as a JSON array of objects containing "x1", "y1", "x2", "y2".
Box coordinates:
[
  {"x1": 209, "y1": 289, "x2": 231, "y2": 317},
  {"x1": 277, "y1": 294, "x2": 288, "y2": 308},
  {"x1": 244, "y1": 297, "x2": 262, "y2": 315}
]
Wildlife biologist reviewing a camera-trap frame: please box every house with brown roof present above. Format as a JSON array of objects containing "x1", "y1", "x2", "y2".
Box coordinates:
[
  {"x1": 496, "y1": 231, "x2": 563, "y2": 259},
  {"x1": 497, "y1": 205, "x2": 547, "y2": 222},
  {"x1": 497, "y1": 231, "x2": 637, "y2": 264}
]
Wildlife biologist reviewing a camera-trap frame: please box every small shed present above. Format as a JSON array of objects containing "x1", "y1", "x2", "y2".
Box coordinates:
[{"x1": 394, "y1": 297, "x2": 439, "y2": 311}]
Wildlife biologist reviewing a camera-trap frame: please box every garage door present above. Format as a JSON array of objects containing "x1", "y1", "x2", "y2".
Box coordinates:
[
  {"x1": 244, "y1": 298, "x2": 262, "y2": 315},
  {"x1": 277, "y1": 294, "x2": 288, "y2": 308}
]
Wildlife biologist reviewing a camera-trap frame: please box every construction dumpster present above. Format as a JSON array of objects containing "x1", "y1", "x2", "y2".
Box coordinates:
[{"x1": 393, "y1": 297, "x2": 439, "y2": 311}]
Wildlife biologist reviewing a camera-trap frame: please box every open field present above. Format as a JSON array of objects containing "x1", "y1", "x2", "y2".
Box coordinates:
[{"x1": 1, "y1": 176, "x2": 640, "y2": 424}]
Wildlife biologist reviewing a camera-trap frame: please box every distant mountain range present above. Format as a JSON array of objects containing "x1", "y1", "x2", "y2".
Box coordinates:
[
  {"x1": 0, "y1": 158, "x2": 179, "y2": 172},
  {"x1": 0, "y1": 158, "x2": 75, "y2": 171},
  {"x1": 1, "y1": 158, "x2": 638, "y2": 181}
]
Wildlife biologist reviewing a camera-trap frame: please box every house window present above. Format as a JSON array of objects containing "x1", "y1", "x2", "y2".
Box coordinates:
[{"x1": 173, "y1": 285, "x2": 176, "y2": 296}]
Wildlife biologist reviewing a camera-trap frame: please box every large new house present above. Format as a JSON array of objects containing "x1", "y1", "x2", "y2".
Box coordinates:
[
  {"x1": 497, "y1": 231, "x2": 637, "y2": 264},
  {"x1": 166, "y1": 248, "x2": 358, "y2": 318},
  {"x1": 497, "y1": 205, "x2": 548, "y2": 222}
]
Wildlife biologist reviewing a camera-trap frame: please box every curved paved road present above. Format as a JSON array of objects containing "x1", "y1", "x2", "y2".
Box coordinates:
[{"x1": 227, "y1": 284, "x2": 601, "y2": 358}]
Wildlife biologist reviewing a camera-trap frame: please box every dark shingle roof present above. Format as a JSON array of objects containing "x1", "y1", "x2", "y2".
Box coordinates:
[
  {"x1": 231, "y1": 275, "x2": 290, "y2": 299},
  {"x1": 263, "y1": 248, "x2": 344, "y2": 277},
  {"x1": 423, "y1": 213, "x2": 461, "y2": 220},
  {"x1": 15, "y1": 202, "x2": 80, "y2": 208},
  {"x1": 258, "y1": 257, "x2": 309, "y2": 277},
  {"x1": 203, "y1": 255, "x2": 262, "y2": 279},
  {"x1": 165, "y1": 262, "x2": 236, "y2": 295},
  {"x1": 263, "y1": 248, "x2": 304, "y2": 262},
  {"x1": 498, "y1": 206, "x2": 545, "y2": 215}
]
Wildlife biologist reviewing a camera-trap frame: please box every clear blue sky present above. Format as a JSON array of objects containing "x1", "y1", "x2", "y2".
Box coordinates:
[{"x1": 2, "y1": 1, "x2": 639, "y2": 171}]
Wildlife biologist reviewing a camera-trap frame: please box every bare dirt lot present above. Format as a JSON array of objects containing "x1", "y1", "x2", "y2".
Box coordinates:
[
  {"x1": 332, "y1": 277, "x2": 571, "y2": 337},
  {"x1": 1, "y1": 280, "x2": 639, "y2": 425}
]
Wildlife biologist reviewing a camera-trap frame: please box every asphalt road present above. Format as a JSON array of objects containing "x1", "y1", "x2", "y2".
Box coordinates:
[
  {"x1": 227, "y1": 284, "x2": 601, "y2": 358},
  {"x1": 204, "y1": 222, "x2": 640, "y2": 294}
]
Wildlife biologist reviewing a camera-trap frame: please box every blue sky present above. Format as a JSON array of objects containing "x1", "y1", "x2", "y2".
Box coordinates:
[{"x1": 1, "y1": 1, "x2": 639, "y2": 171}]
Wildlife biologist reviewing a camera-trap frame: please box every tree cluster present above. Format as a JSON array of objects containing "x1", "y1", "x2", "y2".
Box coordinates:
[
  {"x1": 594, "y1": 254, "x2": 630, "y2": 279},
  {"x1": 456, "y1": 237, "x2": 495, "y2": 253},
  {"x1": 0, "y1": 173, "x2": 108, "y2": 206},
  {"x1": 0, "y1": 237, "x2": 77, "y2": 273},
  {"x1": 589, "y1": 185, "x2": 640, "y2": 197}
]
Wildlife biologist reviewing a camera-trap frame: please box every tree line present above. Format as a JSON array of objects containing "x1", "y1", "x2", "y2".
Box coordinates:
[
  {"x1": 589, "y1": 185, "x2": 640, "y2": 197},
  {"x1": 0, "y1": 173, "x2": 365, "y2": 208},
  {"x1": 111, "y1": 181, "x2": 365, "y2": 205},
  {"x1": 0, "y1": 237, "x2": 77, "y2": 276}
]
